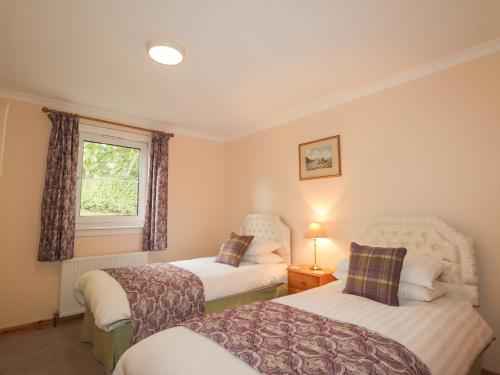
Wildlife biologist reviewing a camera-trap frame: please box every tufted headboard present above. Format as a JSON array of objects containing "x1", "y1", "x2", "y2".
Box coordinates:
[
  {"x1": 238, "y1": 214, "x2": 291, "y2": 264},
  {"x1": 352, "y1": 216, "x2": 479, "y2": 306}
]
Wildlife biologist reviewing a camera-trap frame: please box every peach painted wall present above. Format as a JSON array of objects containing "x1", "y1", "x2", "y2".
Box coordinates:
[
  {"x1": 225, "y1": 52, "x2": 500, "y2": 371},
  {"x1": 0, "y1": 99, "x2": 226, "y2": 329}
]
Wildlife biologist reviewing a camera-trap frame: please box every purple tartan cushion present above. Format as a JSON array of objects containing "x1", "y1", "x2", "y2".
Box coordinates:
[
  {"x1": 215, "y1": 233, "x2": 254, "y2": 267},
  {"x1": 343, "y1": 242, "x2": 407, "y2": 306}
]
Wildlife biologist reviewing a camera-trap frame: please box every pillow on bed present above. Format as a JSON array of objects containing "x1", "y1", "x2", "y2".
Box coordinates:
[
  {"x1": 343, "y1": 242, "x2": 407, "y2": 306},
  {"x1": 243, "y1": 252, "x2": 284, "y2": 264},
  {"x1": 244, "y1": 238, "x2": 282, "y2": 256},
  {"x1": 337, "y1": 252, "x2": 446, "y2": 289},
  {"x1": 215, "y1": 233, "x2": 254, "y2": 267},
  {"x1": 334, "y1": 270, "x2": 448, "y2": 302},
  {"x1": 397, "y1": 280, "x2": 448, "y2": 302}
]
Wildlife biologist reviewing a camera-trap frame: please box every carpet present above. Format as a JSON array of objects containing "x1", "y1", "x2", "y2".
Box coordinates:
[{"x1": 0, "y1": 319, "x2": 105, "y2": 375}]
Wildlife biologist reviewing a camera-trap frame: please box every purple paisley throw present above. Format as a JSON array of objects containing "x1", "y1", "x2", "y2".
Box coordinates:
[
  {"x1": 104, "y1": 263, "x2": 204, "y2": 344},
  {"x1": 181, "y1": 301, "x2": 431, "y2": 375}
]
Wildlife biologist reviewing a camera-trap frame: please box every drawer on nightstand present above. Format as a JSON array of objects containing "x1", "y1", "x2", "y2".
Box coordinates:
[{"x1": 288, "y1": 271, "x2": 318, "y2": 290}]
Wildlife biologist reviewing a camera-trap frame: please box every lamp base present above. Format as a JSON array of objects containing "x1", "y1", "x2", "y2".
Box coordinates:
[{"x1": 309, "y1": 264, "x2": 321, "y2": 271}]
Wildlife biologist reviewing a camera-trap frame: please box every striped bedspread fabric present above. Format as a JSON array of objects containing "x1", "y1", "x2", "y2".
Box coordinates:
[
  {"x1": 181, "y1": 300, "x2": 431, "y2": 374},
  {"x1": 113, "y1": 281, "x2": 494, "y2": 375}
]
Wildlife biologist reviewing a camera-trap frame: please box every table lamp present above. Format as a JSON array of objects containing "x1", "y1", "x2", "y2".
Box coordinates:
[{"x1": 304, "y1": 222, "x2": 328, "y2": 270}]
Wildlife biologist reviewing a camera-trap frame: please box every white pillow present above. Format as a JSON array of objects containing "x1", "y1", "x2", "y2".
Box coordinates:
[
  {"x1": 336, "y1": 252, "x2": 446, "y2": 289},
  {"x1": 335, "y1": 258, "x2": 349, "y2": 272},
  {"x1": 244, "y1": 238, "x2": 282, "y2": 257},
  {"x1": 398, "y1": 280, "x2": 448, "y2": 302},
  {"x1": 333, "y1": 270, "x2": 448, "y2": 302},
  {"x1": 243, "y1": 252, "x2": 284, "y2": 264}
]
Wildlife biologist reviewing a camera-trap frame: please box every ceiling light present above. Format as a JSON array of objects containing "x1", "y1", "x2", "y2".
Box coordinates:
[{"x1": 146, "y1": 39, "x2": 184, "y2": 66}]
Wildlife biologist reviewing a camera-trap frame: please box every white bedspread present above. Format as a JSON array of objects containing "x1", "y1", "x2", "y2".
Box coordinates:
[
  {"x1": 114, "y1": 281, "x2": 494, "y2": 375},
  {"x1": 75, "y1": 257, "x2": 287, "y2": 331}
]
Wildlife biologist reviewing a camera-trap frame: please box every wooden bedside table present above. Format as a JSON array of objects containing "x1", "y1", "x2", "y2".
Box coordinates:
[{"x1": 287, "y1": 265, "x2": 336, "y2": 294}]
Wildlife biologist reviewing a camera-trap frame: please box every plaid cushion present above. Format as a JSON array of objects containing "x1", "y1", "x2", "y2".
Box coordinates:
[
  {"x1": 215, "y1": 233, "x2": 254, "y2": 267},
  {"x1": 343, "y1": 242, "x2": 407, "y2": 306}
]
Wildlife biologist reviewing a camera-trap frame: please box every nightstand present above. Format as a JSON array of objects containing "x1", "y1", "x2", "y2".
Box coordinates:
[{"x1": 287, "y1": 265, "x2": 336, "y2": 294}]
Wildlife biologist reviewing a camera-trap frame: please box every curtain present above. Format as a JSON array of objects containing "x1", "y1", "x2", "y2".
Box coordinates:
[
  {"x1": 38, "y1": 111, "x2": 79, "y2": 261},
  {"x1": 143, "y1": 131, "x2": 171, "y2": 251}
]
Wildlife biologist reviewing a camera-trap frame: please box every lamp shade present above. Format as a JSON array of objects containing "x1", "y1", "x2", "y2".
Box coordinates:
[{"x1": 304, "y1": 222, "x2": 328, "y2": 239}]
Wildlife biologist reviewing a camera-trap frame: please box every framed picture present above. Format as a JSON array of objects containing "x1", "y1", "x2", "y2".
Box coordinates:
[{"x1": 299, "y1": 135, "x2": 341, "y2": 180}]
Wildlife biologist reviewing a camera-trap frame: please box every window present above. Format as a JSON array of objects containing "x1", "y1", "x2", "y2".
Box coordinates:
[{"x1": 76, "y1": 124, "x2": 149, "y2": 235}]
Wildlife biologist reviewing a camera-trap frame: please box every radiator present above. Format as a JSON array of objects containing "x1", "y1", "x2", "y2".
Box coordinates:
[{"x1": 59, "y1": 252, "x2": 148, "y2": 317}]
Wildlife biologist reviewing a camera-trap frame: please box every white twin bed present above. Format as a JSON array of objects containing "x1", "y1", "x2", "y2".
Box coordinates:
[
  {"x1": 113, "y1": 283, "x2": 492, "y2": 375},
  {"x1": 77, "y1": 257, "x2": 287, "y2": 331},
  {"x1": 112, "y1": 216, "x2": 494, "y2": 375},
  {"x1": 76, "y1": 214, "x2": 291, "y2": 332}
]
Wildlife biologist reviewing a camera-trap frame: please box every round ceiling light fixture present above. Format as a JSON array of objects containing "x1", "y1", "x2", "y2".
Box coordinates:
[{"x1": 146, "y1": 38, "x2": 184, "y2": 66}]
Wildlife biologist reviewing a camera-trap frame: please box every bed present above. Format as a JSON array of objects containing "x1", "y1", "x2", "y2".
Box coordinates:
[
  {"x1": 75, "y1": 214, "x2": 291, "y2": 371},
  {"x1": 113, "y1": 216, "x2": 494, "y2": 375}
]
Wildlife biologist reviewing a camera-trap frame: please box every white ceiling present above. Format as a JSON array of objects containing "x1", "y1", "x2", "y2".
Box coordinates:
[{"x1": 1, "y1": 0, "x2": 500, "y2": 140}]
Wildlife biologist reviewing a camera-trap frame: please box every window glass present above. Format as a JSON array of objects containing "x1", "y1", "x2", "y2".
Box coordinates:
[{"x1": 80, "y1": 141, "x2": 140, "y2": 216}]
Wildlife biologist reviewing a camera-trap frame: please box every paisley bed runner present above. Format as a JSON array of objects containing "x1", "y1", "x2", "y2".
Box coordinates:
[
  {"x1": 104, "y1": 263, "x2": 204, "y2": 344},
  {"x1": 181, "y1": 300, "x2": 431, "y2": 375}
]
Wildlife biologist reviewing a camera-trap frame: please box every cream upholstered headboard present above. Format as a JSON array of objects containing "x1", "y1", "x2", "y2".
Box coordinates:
[
  {"x1": 239, "y1": 214, "x2": 291, "y2": 264},
  {"x1": 352, "y1": 216, "x2": 479, "y2": 306}
]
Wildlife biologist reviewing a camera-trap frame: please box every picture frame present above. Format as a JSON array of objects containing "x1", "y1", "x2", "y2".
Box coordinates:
[{"x1": 299, "y1": 135, "x2": 341, "y2": 180}]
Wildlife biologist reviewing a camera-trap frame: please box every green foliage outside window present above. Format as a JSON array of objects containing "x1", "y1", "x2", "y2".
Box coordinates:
[{"x1": 80, "y1": 141, "x2": 140, "y2": 216}]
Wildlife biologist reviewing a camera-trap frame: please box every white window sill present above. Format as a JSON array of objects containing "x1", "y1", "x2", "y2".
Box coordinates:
[{"x1": 75, "y1": 226, "x2": 143, "y2": 237}]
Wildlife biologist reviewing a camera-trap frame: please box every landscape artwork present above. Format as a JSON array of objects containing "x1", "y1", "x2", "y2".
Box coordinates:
[
  {"x1": 299, "y1": 135, "x2": 341, "y2": 180},
  {"x1": 305, "y1": 145, "x2": 333, "y2": 170}
]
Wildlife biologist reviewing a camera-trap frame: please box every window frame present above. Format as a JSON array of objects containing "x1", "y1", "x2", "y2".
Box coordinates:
[{"x1": 75, "y1": 123, "x2": 150, "y2": 236}]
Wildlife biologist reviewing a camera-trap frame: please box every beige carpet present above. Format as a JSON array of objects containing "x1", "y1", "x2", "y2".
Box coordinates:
[{"x1": 0, "y1": 319, "x2": 105, "y2": 375}]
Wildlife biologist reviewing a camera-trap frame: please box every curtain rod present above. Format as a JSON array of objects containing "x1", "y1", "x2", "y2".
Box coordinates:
[{"x1": 41, "y1": 107, "x2": 174, "y2": 137}]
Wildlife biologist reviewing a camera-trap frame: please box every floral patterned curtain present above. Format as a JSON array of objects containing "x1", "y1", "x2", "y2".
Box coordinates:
[
  {"x1": 143, "y1": 131, "x2": 171, "y2": 251},
  {"x1": 38, "y1": 111, "x2": 79, "y2": 261}
]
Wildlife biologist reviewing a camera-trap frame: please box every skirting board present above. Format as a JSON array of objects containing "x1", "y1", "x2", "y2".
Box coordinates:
[{"x1": 0, "y1": 314, "x2": 83, "y2": 335}]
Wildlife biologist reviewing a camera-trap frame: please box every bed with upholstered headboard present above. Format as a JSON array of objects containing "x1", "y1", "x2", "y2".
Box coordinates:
[
  {"x1": 74, "y1": 213, "x2": 291, "y2": 372},
  {"x1": 352, "y1": 216, "x2": 479, "y2": 305},
  {"x1": 351, "y1": 216, "x2": 486, "y2": 375}
]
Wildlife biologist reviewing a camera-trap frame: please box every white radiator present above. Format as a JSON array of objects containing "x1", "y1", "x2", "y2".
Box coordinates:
[{"x1": 59, "y1": 252, "x2": 148, "y2": 317}]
